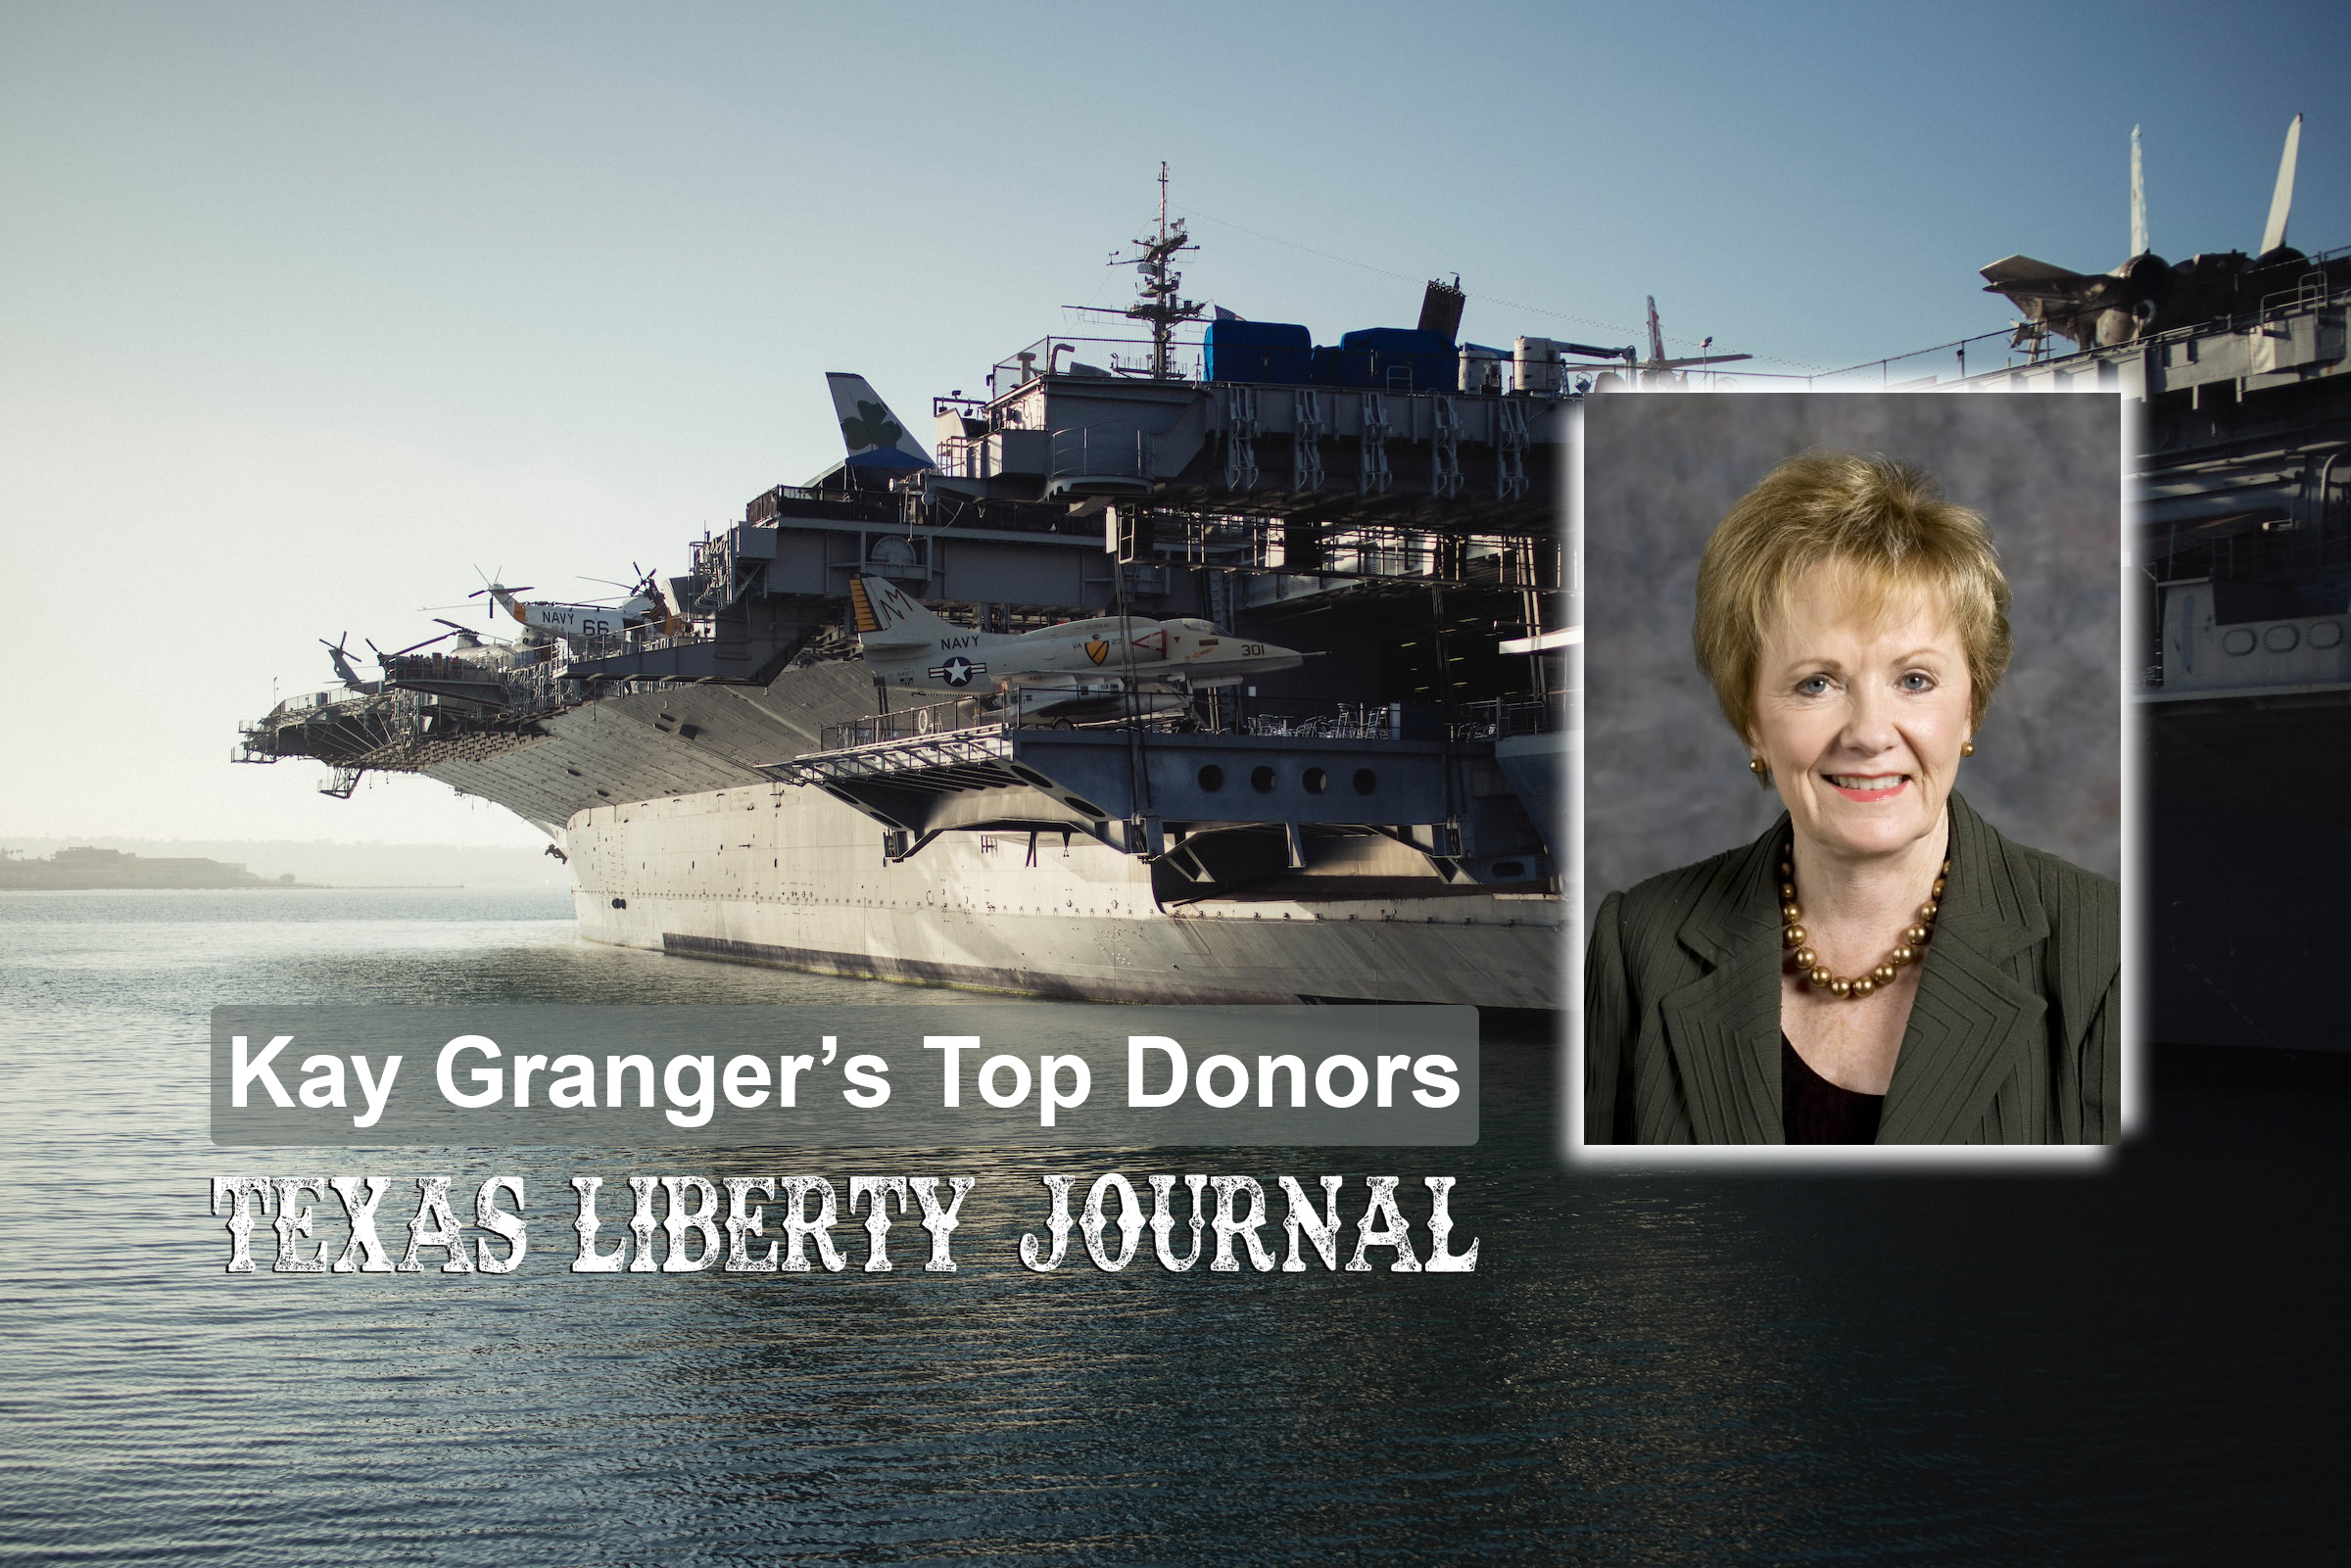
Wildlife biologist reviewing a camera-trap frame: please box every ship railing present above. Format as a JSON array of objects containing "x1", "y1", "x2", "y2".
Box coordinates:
[
  {"x1": 553, "y1": 628, "x2": 704, "y2": 664},
  {"x1": 376, "y1": 653, "x2": 575, "y2": 716},
  {"x1": 815, "y1": 690, "x2": 1564, "y2": 754},
  {"x1": 1238, "y1": 697, "x2": 1559, "y2": 742},
  {"x1": 1448, "y1": 695, "x2": 1568, "y2": 741},
  {"x1": 1228, "y1": 697, "x2": 1560, "y2": 742},
  {"x1": 383, "y1": 651, "x2": 494, "y2": 683},
  {"x1": 232, "y1": 724, "x2": 280, "y2": 765},
  {"x1": 823, "y1": 694, "x2": 999, "y2": 751},
  {"x1": 2259, "y1": 271, "x2": 2351, "y2": 322},
  {"x1": 264, "y1": 689, "x2": 372, "y2": 720},
  {"x1": 744, "y1": 483, "x2": 898, "y2": 525},
  {"x1": 988, "y1": 335, "x2": 1208, "y2": 399},
  {"x1": 1793, "y1": 328, "x2": 2029, "y2": 390},
  {"x1": 819, "y1": 686, "x2": 1201, "y2": 752},
  {"x1": 936, "y1": 434, "x2": 984, "y2": 480},
  {"x1": 684, "y1": 529, "x2": 737, "y2": 613},
  {"x1": 1048, "y1": 423, "x2": 1153, "y2": 494},
  {"x1": 1238, "y1": 702, "x2": 1397, "y2": 740}
]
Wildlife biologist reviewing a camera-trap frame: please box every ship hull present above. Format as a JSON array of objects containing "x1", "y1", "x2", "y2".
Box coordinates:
[{"x1": 563, "y1": 784, "x2": 1563, "y2": 1007}]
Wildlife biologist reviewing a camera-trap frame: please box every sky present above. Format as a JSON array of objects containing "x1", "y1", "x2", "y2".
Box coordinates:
[{"x1": 4, "y1": 0, "x2": 2347, "y2": 845}]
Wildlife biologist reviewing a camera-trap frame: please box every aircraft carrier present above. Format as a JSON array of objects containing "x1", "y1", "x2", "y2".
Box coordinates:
[
  {"x1": 237, "y1": 193, "x2": 1573, "y2": 1007},
  {"x1": 1937, "y1": 116, "x2": 2351, "y2": 1051},
  {"x1": 246, "y1": 124, "x2": 2347, "y2": 1034}
]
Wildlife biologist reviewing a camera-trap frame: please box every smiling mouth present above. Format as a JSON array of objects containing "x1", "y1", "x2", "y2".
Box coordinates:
[{"x1": 1824, "y1": 773, "x2": 1909, "y2": 802}]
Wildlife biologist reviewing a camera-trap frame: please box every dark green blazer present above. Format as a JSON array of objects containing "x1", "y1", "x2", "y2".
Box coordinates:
[{"x1": 1585, "y1": 793, "x2": 2120, "y2": 1144}]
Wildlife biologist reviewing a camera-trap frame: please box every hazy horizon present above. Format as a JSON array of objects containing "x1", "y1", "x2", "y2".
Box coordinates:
[{"x1": 0, "y1": 834, "x2": 571, "y2": 886}]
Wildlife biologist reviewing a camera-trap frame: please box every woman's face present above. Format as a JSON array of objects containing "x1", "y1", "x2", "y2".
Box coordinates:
[{"x1": 1748, "y1": 561, "x2": 1973, "y2": 863}]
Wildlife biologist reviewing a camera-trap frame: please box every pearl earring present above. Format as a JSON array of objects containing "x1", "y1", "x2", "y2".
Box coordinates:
[{"x1": 1961, "y1": 739, "x2": 1976, "y2": 758}]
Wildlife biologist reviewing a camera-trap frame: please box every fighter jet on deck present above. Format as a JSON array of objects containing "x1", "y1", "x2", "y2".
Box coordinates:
[
  {"x1": 848, "y1": 575, "x2": 1305, "y2": 697},
  {"x1": 1981, "y1": 115, "x2": 2333, "y2": 353}
]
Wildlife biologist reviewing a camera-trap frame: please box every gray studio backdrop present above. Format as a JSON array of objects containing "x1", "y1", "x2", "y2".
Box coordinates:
[{"x1": 1581, "y1": 393, "x2": 2122, "y2": 908}]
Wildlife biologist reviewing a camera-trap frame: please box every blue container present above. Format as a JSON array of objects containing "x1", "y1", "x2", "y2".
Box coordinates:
[
  {"x1": 1338, "y1": 327, "x2": 1456, "y2": 394},
  {"x1": 1204, "y1": 320, "x2": 1314, "y2": 384},
  {"x1": 1312, "y1": 344, "x2": 1373, "y2": 389}
]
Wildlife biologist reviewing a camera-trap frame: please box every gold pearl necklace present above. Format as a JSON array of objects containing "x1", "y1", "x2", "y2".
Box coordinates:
[{"x1": 1779, "y1": 844, "x2": 1948, "y2": 1000}]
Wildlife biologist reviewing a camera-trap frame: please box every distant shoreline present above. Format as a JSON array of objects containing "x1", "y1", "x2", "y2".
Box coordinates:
[{"x1": 0, "y1": 838, "x2": 571, "y2": 891}]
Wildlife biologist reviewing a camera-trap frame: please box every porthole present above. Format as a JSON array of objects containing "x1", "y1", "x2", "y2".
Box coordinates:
[
  {"x1": 2265, "y1": 624, "x2": 2301, "y2": 652},
  {"x1": 1250, "y1": 765, "x2": 1276, "y2": 793},
  {"x1": 1303, "y1": 767, "x2": 1327, "y2": 794},
  {"x1": 1353, "y1": 768, "x2": 1377, "y2": 795},
  {"x1": 2315, "y1": 622, "x2": 2344, "y2": 649},
  {"x1": 2222, "y1": 628, "x2": 2257, "y2": 656},
  {"x1": 610, "y1": 897, "x2": 627, "y2": 909},
  {"x1": 1197, "y1": 764, "x2": 1224, "y2": 791}
]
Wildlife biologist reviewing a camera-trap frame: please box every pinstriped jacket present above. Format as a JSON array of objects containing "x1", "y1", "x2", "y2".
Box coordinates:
[{"x1": 1584, "y1": 793, "x2": 2121, "y2": 1144}]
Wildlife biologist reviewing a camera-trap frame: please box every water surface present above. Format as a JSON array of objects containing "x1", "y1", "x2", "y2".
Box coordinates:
[{"x1": 1, "y1": 888, "x2": 2338, "y2": 1563}]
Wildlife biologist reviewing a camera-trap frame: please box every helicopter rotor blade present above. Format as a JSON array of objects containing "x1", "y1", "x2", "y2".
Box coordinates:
[
  {"x1": 386, "y1": 630, "x2": 458, "y2": 657},
  {"x1": 488, "y1": 583, "x2": 532, "y2": 621}
]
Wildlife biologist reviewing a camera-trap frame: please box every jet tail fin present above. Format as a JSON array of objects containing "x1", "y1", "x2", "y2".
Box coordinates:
[
  {"x1": 826, "y1": 373, "x2": 934, "y2": 469},
  {"x1": 2131, "y1": 124, "x2": 2148, "y2": 258},
  {"x1": 849, "y1": 576, "x2": 954, "y2": 647},
  {"x1": 2261, "y1": 113, "x2": 2301, "y2": 256}
]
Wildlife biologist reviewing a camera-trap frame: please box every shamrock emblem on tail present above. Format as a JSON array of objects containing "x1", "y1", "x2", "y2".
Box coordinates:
[{"x1": 840, "y1": 400, "x2": 904, "y2": 452}]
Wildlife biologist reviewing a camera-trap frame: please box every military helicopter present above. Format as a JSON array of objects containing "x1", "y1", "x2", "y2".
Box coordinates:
[
  {"x1": 319, "y1": 633, "x2": 378, "y2": 693},
  {"x1": 1981, "y1": 115, "x2": 2336, "y2": 354},
  {"x1": 319, "y1": 624, "x2": 489, "y2": 691},
  {"x1": 847, "y1": 576, "x2": 1306, "y2": 706},
  {"x1": 458, "y1": 565, "x2": 683, "y2": 643}
]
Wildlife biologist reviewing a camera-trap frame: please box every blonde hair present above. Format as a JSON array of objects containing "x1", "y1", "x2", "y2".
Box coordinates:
[{"x1": 1694, "y1": 451, "x2": 2012, "y2": 741}]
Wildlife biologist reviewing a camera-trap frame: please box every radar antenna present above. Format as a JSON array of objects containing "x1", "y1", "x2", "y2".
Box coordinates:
[{"x1": 1111, "y1": 163, "x2": 1205, "y2": 379}]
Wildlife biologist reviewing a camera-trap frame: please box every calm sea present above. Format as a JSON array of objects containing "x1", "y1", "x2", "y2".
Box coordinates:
[{"x1": 0, "y1": 887, "x2": 2339, "y2": 1564}]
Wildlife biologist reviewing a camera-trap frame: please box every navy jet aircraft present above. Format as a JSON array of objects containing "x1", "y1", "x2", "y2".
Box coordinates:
[
  {"x1": 1982, "y1": 115, "x2": 2334, "y2": 353},
  {"x1": 847, "y1": 575, "x2": 1306, "y2": 698}
]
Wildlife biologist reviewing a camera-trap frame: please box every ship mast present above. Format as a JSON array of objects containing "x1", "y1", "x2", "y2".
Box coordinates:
[{"x1": 1113, "y1": 163, "x2": 1204, "y2": 379}]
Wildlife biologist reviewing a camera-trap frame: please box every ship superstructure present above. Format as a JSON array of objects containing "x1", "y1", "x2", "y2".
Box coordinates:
[
  {"x1": 2097, "y1": 251, "x2": 2351, "y2": 1049},
  {"x1": 1917, "y1": 239, "x2": 2351, "y2": 1048},
  {"x1": 1956, "y1": 119, "x2": 2351, "y2": 1051},
  {"x1": 239, "y1": 211, "x2": 1579, "y2": 1006}
]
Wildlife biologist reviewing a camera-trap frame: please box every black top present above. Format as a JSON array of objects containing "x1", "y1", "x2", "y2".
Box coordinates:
[
  {"x1": 1584, "y1": 793, "x2": 2123, "y2": 1145},
  {"x1": 1782, "y1": 1036, "x2": 1883, "y2": 1145}
]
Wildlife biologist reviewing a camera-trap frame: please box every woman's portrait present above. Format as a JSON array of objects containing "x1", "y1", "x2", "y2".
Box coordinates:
[{"x1": 1578, "y1": 396, "x2": 2122, "y2": 1147}]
